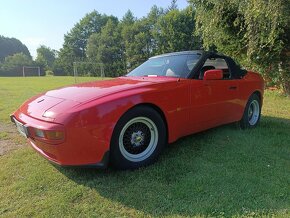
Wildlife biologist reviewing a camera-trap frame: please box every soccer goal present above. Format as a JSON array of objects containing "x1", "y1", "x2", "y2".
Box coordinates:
[
  {"x1": 22, "y1": 66, "x2": 41, "y2": 77},
  {"x1": 73, "y1": 61, "x2": 105, "y2": 83}
]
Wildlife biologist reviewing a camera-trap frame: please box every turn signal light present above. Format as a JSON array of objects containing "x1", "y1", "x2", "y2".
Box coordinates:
[
  {"x1": 46, "y1": 131, "x2": 64, "y2": 140},
  {"x1": 32, "y1": 128, "x2": 65, "y2": 144}
]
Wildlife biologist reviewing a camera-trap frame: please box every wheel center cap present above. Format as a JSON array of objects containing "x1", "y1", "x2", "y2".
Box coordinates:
[
  {"x1": 131, "y1": 131, "x2": 144, "y2": 147},
  {"x1": 249, "y1": 107, "x2": 253, "y2": 117}
]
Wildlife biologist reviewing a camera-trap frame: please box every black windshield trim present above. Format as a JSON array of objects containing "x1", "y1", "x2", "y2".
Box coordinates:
[{"x1": 150, "y1": 50, "x2": 204, "y2": 59}]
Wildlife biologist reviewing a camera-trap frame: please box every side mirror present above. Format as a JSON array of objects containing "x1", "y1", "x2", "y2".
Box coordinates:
[{"x1": 203, "y1": 69, "x2": 223, "y2": 80}]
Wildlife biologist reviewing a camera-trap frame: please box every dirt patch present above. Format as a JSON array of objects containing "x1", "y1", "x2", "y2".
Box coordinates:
[{"x1": 0, "y1": 122, "x2": 27, "y2": 156}]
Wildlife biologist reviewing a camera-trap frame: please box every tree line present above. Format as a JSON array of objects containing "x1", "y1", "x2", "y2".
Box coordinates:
[
  {"x1": 0, "y1": 36, "x2": 56, "y2": 76},
  {"x1": 0, "y1": 0, "x2": 289, "y2": 94},
  {"x1": 55, "y1": 2, "x2": 198, "y2": 77}
]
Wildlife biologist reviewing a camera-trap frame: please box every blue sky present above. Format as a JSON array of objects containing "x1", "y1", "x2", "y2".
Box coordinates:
[{"x1": 0, "y1": 0, "x2": 189, "y2": 58}]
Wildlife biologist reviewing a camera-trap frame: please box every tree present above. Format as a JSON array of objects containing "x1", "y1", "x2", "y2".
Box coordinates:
[
  {"x1": 190, "y1": 0, "x2": 290, "y2": 94},
  {"x1": 56, "y1": 46, "x2": 75, "y2": 75},
  {"x1": 121, "y1": 10, "x2": 136, "y2": 25},
  {"x1": 0, "y1": 53, "x2": 33, "y2": 76},
  {"x1": 87, "y1": 19, "x2": 125, "y2": 76},
  {"x1": 121, "y1": 19, "x2": 151, "y2": 70},
  {"x1": 58, "y1": 10, "x2": 118, "y2": 74},
  {"x1": 121, "y1": 6, "x2": 164, "y2": 70},
  {"x1": 154, "y1": 6, "x2": 199, "y2": 54},
  {"x1": 2, "y1": 53, "x2": 32, "y2": 69},
  {"x1": 0, "y1": 36, "x2": 31, "y2": 62},
  {"x1": 166, "y1": 0, "x2": 178, "y2": 12},
  {"x1": 63, "y1": 10, "x2": 118, "y2": 58},
  {"x1": 35, "y1": 45, "x2": 56, "y2": 70}
]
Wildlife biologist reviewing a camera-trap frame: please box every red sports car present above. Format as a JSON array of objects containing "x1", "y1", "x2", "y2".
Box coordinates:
[{"x1": 11, "y1": 51, "x2": 264, "y2": 169}]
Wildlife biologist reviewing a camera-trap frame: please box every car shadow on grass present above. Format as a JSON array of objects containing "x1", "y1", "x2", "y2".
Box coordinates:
[{"x1": 56, "y1": 116, "x2": 290, "y2": 217}]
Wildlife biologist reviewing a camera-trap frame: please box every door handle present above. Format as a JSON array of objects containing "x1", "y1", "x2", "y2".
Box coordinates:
[{"x1": 229, "y1": 86, "x2": 237, "y2": 90}]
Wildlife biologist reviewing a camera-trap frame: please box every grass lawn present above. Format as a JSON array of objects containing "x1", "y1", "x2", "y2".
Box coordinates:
[
  {"x1": 0, "y1": 76, "x2": 104, "y2": 123},
  {"x1": 0, "y1": 76, "x2": 289, "y2": 217}
]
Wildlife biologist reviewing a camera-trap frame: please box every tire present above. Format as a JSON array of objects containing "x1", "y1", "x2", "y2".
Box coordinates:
[
  {"x1": 110, "y1": 106, "x2": 166, "y2": 170},
  {"x1": 239, "y1": 93, "x2": 261, "y2": 129}
]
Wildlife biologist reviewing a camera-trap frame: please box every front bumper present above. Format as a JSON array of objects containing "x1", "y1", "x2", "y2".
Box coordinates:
[
  {"x1": 11, "y1": 113, "x2": 110, "y2": 168},
  {"x1": 29, "y1": 138, "x2": 109, "y2": 168}
]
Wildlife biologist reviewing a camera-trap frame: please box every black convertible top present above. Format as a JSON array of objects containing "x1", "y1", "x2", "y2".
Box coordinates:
[{"x1": 150, "y1": 50, "x2": 247, "y2": 79}]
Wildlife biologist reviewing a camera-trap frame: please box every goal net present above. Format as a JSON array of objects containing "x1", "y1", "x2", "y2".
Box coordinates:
[
  {"x1": 73, "y1": 62, "x2": 105, "y2": 83},
  {"x1": 22, "y1": 66, "x2": 41, "y2": 77}
]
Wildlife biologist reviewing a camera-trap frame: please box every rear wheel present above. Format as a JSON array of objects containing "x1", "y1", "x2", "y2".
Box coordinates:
[
  {"x1": 110, "y1": 106, "x2": 166, "y2": 169},
  {"x1": 239, "y1": 93, "x2": 261, "y2": 129}
]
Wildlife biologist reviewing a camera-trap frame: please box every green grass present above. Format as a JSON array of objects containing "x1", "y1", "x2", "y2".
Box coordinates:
[
  {"x1": 0, "y1": 76, "x2": 104, "y2": 123},
  {"x1": 0, "y1": 77, "x2": 289, "y2": 217}
]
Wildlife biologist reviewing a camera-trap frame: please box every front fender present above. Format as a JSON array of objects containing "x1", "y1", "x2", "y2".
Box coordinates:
[{"x1": 67, "y1": 80, "x2": 190, "y2": 151}]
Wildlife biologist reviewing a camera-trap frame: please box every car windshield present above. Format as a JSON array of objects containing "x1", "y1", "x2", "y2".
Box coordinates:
[{"x1": 126, "y1": 54, "x2": 201, "y2": 78}]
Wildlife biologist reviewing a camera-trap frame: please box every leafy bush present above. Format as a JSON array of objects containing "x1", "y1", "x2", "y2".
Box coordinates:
[{"x1": 45, "y1": 70, "x2": 54, "y2": 76}]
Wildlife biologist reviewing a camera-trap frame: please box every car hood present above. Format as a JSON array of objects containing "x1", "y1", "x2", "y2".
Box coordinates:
[
  {"x1": 44, "y1": 77, "x2": 160, "y2": 103},
  {"x1": 19, "y1": 77, "x2": 178, "y2": 121}
]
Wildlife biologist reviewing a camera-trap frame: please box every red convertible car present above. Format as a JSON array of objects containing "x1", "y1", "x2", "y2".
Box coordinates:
[{"x1": 11, "y1": 51, "x2": 264, "y2": 169}]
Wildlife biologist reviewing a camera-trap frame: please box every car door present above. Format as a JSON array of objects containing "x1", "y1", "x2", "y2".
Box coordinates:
[{"x1": 189, "y1": 56, "x2": 239, "y2": 133}]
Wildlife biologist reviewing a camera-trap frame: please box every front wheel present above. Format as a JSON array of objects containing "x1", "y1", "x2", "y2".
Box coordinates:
[
  {"x1": 239, "y1": 93, "x2": 261, "y2": 129},
  {"x1": 110, "y1": 106, "x2": 166, "y2": 170}
]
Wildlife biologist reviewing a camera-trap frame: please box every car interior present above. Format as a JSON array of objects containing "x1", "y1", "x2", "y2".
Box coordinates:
[{"x1": 199, "y1": 57, "x2": 231, "y2": 80}]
